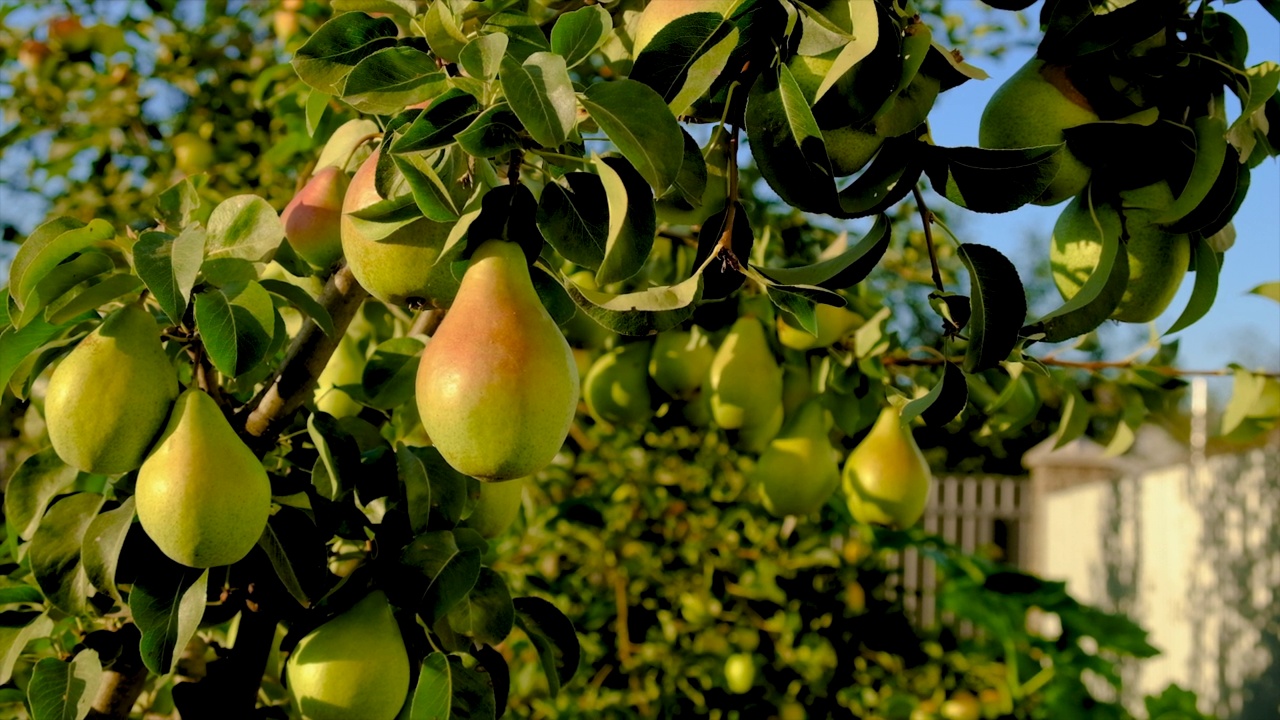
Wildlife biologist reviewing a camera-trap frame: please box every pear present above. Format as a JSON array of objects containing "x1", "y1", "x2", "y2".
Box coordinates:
[
  {"x1": 649, "y1": 327, "x2": 715, "y2": 399},
  {"x1": 754, "y1": 400, "x2": 840, "y2": 517},
  {"x1": 842, "y1": 406, "x2": 932, "y2": 528},
  {"x1": 314, "y1": 333, "x2": 364, "y2": 418},
  {"x1": 823, "y1": 124, "x2": 885, "y2": 176},
  {"x1": 287, "y1": 591, "x2": 410, "y2": 720},
  {"x1": 710, "y1": 316, "x2": 784, "y2": 451},
  {"x1": 724, "y1": 653, "x2": 755, "y2": 694},
  {"x1": 465, "y1": 477, "x2": 525, "y2": 539},
  {"x1": 416, "y1": 240, "x2": 579, "y2": 480},
  {"x1": 781, "y1": 363, "x2": 812, "y2": 419},
  {"x1": 979, "y1": 59, "x2": 1099, "y2": 206},
  {"x1": 135, "y1": 389, "x2": 272, "y2": 568},
  {"x1": 172, "y1": 132, "x2": 215, "y2": 175},
  {"x1": 1050, "y1": 183, "x2": 1190, "y2": 323},
  {"x1": 341, "y1": 150, "x2": 462, "y2": 308},
  {"x1": 776, "y1": 304, "x2": 864, "y2": 351},
  {"x1": 282, "y1": 166, "x2": 349, "y2": 269},
  {"x1": 584, "y1": 342, "x2": 653, "y2": 427},
  {"x1": 45, "y1": 304, "x2": 177, "y2": 474}
]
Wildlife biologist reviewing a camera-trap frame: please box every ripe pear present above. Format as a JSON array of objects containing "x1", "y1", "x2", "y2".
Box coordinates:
[
  {"x1": 465, "y1": 477, "x2": 525, "y2": 539},
  {"x1": 287, "y1": 591, "x2": 410, "y2": 720},
  {"x1": 776, "y1": 304, "x2": 865, "y2": 350},
  {"x1": 842, "y1": 406, "x2": 932, "y2": 528},
  {"x1": 341, "y1": 150, "x2": 462, "y2": 308},
  {"x1": 135, "y1": 389, "x2": 272, "y2": 568},
  {"x1": 649, "y1": 328, "x2": 715, "y2": 399},
  {"x1": 754, "y1": 400, "x2": 839, "y2": 517},
  {"x1": 314, "y1": 333, "x2": 364, "y2": 418},
  {"x1": 979, "y1": 59, "x2": 1098, "y2": 206},
  {"x1": 584, "y1": 342, "x2": 654, "y2": 427},
  {"x1": 710, "y1": 316, "x2": 784, "y2": 451},
  {"x1": 45, "y1": 304, "x2": 177, "y2": 474},
  {"x1": 282, "y1": 166, "x2": 349, "y2": 269},
  {"x1": 416, "y1": 240, "x2": 579, "y2": 480},
  {"x1": 1050, "y1": 183, "x2": 1190, "y2": 323}
]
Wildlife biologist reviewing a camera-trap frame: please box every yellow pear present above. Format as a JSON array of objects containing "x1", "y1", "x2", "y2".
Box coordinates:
[
  {"x1": 135, "y1": 389, "x2": 272, "y2": 568},
  {"x1": 979, "y1": 59, "x2": 1099, "y2": 206},
  {"x1": 282, "y1": 166, "x2": 349, "y2": 269},
  {"x1": 649, "y1": 327, "x2": 715, "y2": 399},
  {"x1": 340, "y1": 150, "x2": 462, "y2": 308},
  {"x1": 45, "y1": 304, "x2": 177, "y2": 474},
  {"x1": 314, "y1": 333, "x2": 364, "y2": 418},
  {"x1": 584, "y1": 342, "x2": 653, "y2": 427},
  {"x1": 776, "y1": 304, "x2": 865, "y2": 350},
  {"x1": 710, "y1": 316, "x2": 784, "y2": 451},
  {"x1": 1050, "y1": 183, "x2": 1190, "y2": 323},
  {"x1": 724, "y1": 653, "x2": 755, "y2": 694},
  {"x1": 465, "y1": 477, "x2": 525, "y2": 539},
  {"x1": 842, "y1": 406, "x2": 932, "y2": 528},
  {"x1": 755, "y1": 400, "x2": 839, "y2": 517},
  {"x1": 286, "y1": 591, "x2": 409, "y2": 720},
  {"x1": 416, "y1": 241, "x2": 579, "y2": 480}
]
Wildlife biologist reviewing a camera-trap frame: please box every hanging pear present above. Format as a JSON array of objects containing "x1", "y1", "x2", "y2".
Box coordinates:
[
  {"x1": 287, "y1": 590, "x2": 410, "y2": 720},
  {"x1": 842, "y1": 406, "x2": 933, "y2": 528},
  {"x1": 649, "y1": 327, "x2": 714, "y2": 399},
  {"x1": 314, "y1": 332, "x2": 364, "y2": 418},
  {"x1": 45, "y1": 304, "x2": 177, "y2": 474},
  {"x1": 415, "y1": 240, "x2": 578, "y2": 480},
  {"x1": 776, "y1": 304, "x2": 865, "y2": 350},
  {"x1": 135, "y1": 388, "x2": 272, "y2": 568},
  {"x1": 710, "y1": 316, "x2": 783, "y2": 451},
  {"x1": 755, "y1": 399, "x2": 840, "y2": 517},
  {"x1": 465, "y1": 477, "x2": 526, "y2": 539},
  {"x1": 584, "y1": 342, "x2": 653, "y2": 427},
  {"x1": 281, "y1": 165, "x2": 348, "y2": 269}
]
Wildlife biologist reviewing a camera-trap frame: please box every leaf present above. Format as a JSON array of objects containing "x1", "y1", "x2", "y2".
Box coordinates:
[
  {"x1": 0, "y1": 586, "x2": 45, "y2": 606},
  {"x1": 565, "y1": 272, "x2": 703, "y2": 336},
  {"x1": 193, "y1": 281, "x2": 275, "y2": 377},
  {"x1": 361, "y1": 337, "x2": 424, "y2": 410},
  {"x1": 447, "y1": 567, "x2": 514, "y2": 646},
  {"x1": 29, "y1": 492, "x2": 105, "y2": 616},
  {"x1": 629, "y1": 9, "x2": 738, "y2": 116},
  {"x1": 499, "y1": 52, "x2": 576, "y2": 150},
  {"x1": 1053, "y1": 383, "x2": 1092, "y2": 449},
  {"x1": 902, "y1": 362, "x2": 967, "y2": 427},
  {"x1": 513, "y1": 596, "x2": 580, "y2": 697},
  {"x1": 594, "y1": 156, "x2": 656, "y2": 286},
  {"x1": 1024, "y1": 202, "x2": 1128, "y2": 344},
  {"x1": 398, "y1": 445, "x2": 431, "y2": 535},
  {"x1": 924, "y1": 145, "x2": 1062, "y2": 213},
  {"x1": 129, "y1": 537, "x2": 209, "y2": 675},
  {"x1": 753, "y1": 215, "x2": 891, "y2": 289},
  {"x1": 483, "y1": 11, "x2": 550, "y2": 62},
  {"x1": 454, "y1": 104, "x2": 523, "y2": 159},
  {"x1": 1222, "y1": 367, "x2": 1266, "y2": 436},
  {"x1": 10, "y1": 218, "x2": 115, "y2": 309},
  {"x1": 80, "y1": 498, "x2": 135, "y2": 605},
  {"x1": 400, "y1": 531, "x2": 482, "y2": 625},
  {"x1": 258, "y1": 506, "x2": 326, "y2": 609},
  {"x1": 423, "y1": 0, "x2": 469, "y2": 63},
  {"x1": 834, "y1": 132, "x2": 924, "y2": 218},
  {"x1": 409, "y1": 652, "x2": 451, "y2": 720},
  {"x1": 343, "y1": 46, "x2": 446, "y2": 115},
  {"x1": 0, "y1": 613, "x2": 54, "y2": 685},
  {"x1": 133, "y1": 228, "x2": 205, "y2": 326},
  {"x1": 13, "y1": 253, "x2": 113, "y2": 330},
  {"x1": 550, "y1": 5, "x2": 611, "y2": 68},
  {"x1": 332, "y1": 0, "x2": 416, "y2": 14},
  {"x1": 446, "y1": 655, "x2": 497, "y2": 720},
  {"x1": 4, "y1": 448, "x2": 79, "y2": 541},
  {"x1": 581, "y1": 80, "x2": 686, "y2": 193},
  {"x1": 0, "y1": 315, "x2": 71, "y2": 394},
  {"x1": 536, "y1": 172, "x2": 608, "y2": 270},
  {"x1": 1249, "y1": 280, "x2": 1280, "y2": 303},
  {"x1": 307, "y1": 413, "x2": 361, "y2": 501},
  {"x1": 1164, "y1": 236, "x2": 1219, "y2": 336},
  {"x1": 259, "y1": 279, "x2": 334, "y2": 336},
  {"x1": 761, "y1": 282, "x2": 845, "y2": 335},
  {"x1": 667, "y1": 127, "x2": 709, "y2": 207},
  {"x1": 292, "y1": 12, "x2": 399, "y2": 95},
  {"x1": 45, "y1": 275, "x2": 144, "y2": 326},
  {"x1": 155, "y1": 176, "x2": 214, "y2": 228},
  {"x1": 393, "y1": 153, "x2": 460, "y2": 223},
  {"x1": 412, "y1": 447, "x2": 469, "y2": 529},
  {"x1": 744, "y1": 65, "x2": 837, "y2": 214},
  {"x1": 27, "y1": 649, "x2": 101, "y2": 720},
  {"x1": 392, "y1": 89, "x2": 480, "y2": 155},
  {"x1": 814, "y1": 1, "x2": 879, "y2": 102},
  {"x1": 305, "y1": 89, "x2": 329, "y2": 137},
  {"x1": 532, "y1": 266, "x2": 578, "y2": 327},
  {"x1": 205, "y1": 195, "x2": 284, "y2": 262},
  {"x1": 958, "y1": 244, "x2": 1026, "y2": 373},
  {"x1": 459, "y1": 34, "x2": 508, "y2": 81},
  {"x1": 1226, "y1": 61, "x2": 1280, "y2": 163}
]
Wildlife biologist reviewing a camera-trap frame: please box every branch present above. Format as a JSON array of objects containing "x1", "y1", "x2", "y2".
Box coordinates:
[
  {"x1": 882, "y1": 353, "x2": 1280, "y2": 378},
  {"x1": 86, "y1": 625, "x2": 147, "y2": 720},
  {"x1": 912, "y1": 186, "x2": 945, "y2": 294}
]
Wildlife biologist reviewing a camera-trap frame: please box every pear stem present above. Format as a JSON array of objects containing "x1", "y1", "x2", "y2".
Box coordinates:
[{"x1": 911, "y1": 186, "x2": 945, "y2": 294}]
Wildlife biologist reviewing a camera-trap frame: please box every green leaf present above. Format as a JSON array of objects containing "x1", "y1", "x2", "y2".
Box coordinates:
[
  {"x1": 1024, "y1": 208, "x2": 1128, "y2": 344},
  {"x1": 205, "y1": 195, "x2": 284, "y2": 262},
  {"x1": 459, "y1": 34, "x2": 508, "y2": 81},
  {"x1": 761, "y1": 282, "x2": 845, "y2": 335},
  {"x1": 393, "y1": 153, "x2": 460, "y2": 223},
  {"x1": 531, "y1": 266, "x2": 577, "y2": 327},
  {"x1": 332, "y1": 0, "x2": 416, "y2": 16},
  {"x1": 582, "y1": 79, "x2": 686, "y2": 193},
  {"x1": 27, "y1": 649, "x2": 101, "y2": 720},
  {"x1": 10, "y1": 218, "x2": 115, "y2": 310},
  {"x1": 343, "y1": 46, "x2": 446, "y2": 115},
  {"x1": 1222, "y1": 367, "x2": 1266, "y2": 436},
  {"x1": 423, "y1": 0, "x2": 468, "y2": 63},
  {"x1": 80, "y1": 497, "x2": 135, "y2": 605},
  {"x1": 133, "y1": 228, "x2": 205, "y2": 326},
  {"x1": 814, "y1": 3, "x2": 879, "y2": 102},
  {"x1": 924, "y1": 145, "x2": 1062, "y2": 213},
  {"x1": 1249, "y1": 280, "x2": 1280, "y2": 303},
  {"x1": 958, "y1": 244, "x2": 1026, "y2": 373},
  {"x1": 1164, "y1": 236, "x2": 1219, "y2": 336},
  {"x1": 0, "y1": 613, "x2": 54, "y2": 685},
  {"x1": 292, "y1": 12, "x2": 398, "y2": 95},
  {"x1": 29, "y1": 492, "x2": 105, "y2": 616},
  {"x1": 305, "y1": 89, "x2": 330, "y2": 137},
  {"x1": 447, "y1": 567, "x2": 514, "y2": 646},
  {"x1": 360, "y1": 337, "x2": 424, "y2": 410},
  {"x1": 258, "y1": 506, "x2": 326, "y2": 609},
  {"x1": 412, "y1": 446, "x2": 469, "y2": 529},
  {"x1": 744, "y1": 64, "x2": 837, "y2": 214},
  {"x1": 130, "y1": 538, "x2": 208, "y2": 675},
  {"x1": 4, "y1": 448, "x2": 80, "y2": 541},
  {"x1": 595, "y1": 156, "x2": 656, "y2": 286},
  {"x1": 400, "y1": 531, "x2": 482, "y2": 625},
  {"x1": 0, "y1": 313, "x2": 71, "y2": 393},
  {"x1": 753, "y1": 215, "x2": 891, "y2": 289},
  {"x1": 155, "y1": 176, "x2": 214, "y2": 228},
  {"x1": 307, "y1": 413, "x2": 360, "y2": 501},
  {"x1": 398, "y1": 444, "x2": 431, "y2": 535},
  {"x1": 193, "y1": 281, "x2": 276, "y2": 377},
  {"x1": 1053, "y1": 383, "x2": 1092, "y2": 449},
  {"x1": 0, "y1": 585, "x2": 45, "y2": 606},
  {"x1": 13, "y1": 253, "x2": 113, "y2": 330},
  {"x1": 446, "y1": 654, "x2": 497, "y2": 720},
  {"x1": 629, "y1": 10, "x2": 738, "y2": 116},
  {"x1": 483, "y1": 11, "x2": 550, "y2": 62},
  {"x1": 550, "y1": 5, "x2": 611, "y2": 69},
  {"x1": 409, "y1": 652, "x2": 451, "y2": 720},
  {"x1": 392, "y1": 89, "x2": 480, "y2": 155},
  {"x1": 499, "y1": 52, "x2": 576, "y2": 149},
  {"x1": 259, "y1": 279, "x2": 334, "y2": 336},
  {"x1": 565, "y1": 272, "x2": 703, "y2": 336},
  {"x1": 536, "y1": 172, "x2": 608, "y2": 270},
  {"x1": 45, "y1": 275, "x2": 144, "y2": 326},
  {"x1": 902, "y1": 361, "x2": 967, "y2": 427},
  {"x1": 513, "y1": 596, "x2": 580, "y2": 697},
  {"x1": 834, "y1": 133, "x2": 924, "y2": 218},
  {"x1": 1227, "y1": 61, "x2": 1280, "y2": 162},
  {"x1": 454, "y1": 104, "x2": 523, "y2": 159},
  {"x1": 6, "y1": 324, "x2": 90, "y2": 401},
  {"x1": 667, "y1": 127, "x2": 709, "y2": 207}
]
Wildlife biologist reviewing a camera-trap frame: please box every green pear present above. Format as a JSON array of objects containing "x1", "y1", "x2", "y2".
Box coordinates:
[
  {"x1": 872, "y1": 71, "x2": 941, "y2": 138},
  {"x1": 416, "y1": 241, "x2": 579, "y2": 480},
  {"x1": 287, "y1": 591, "x2": 409, "y2": 720},
  {"x1": 710, "y1": 316, "x2": 784, "y2": 451},
  {"x1": 755, "y1": 400, "x2": 839, "y2": 517},
  {"x1": 282, "y1": 166, "x2": 349, "y2": 269},
  {"x1": 341, "y1": 150, "x2": 462, "y2": 308},
  {"x1": 979, "y1": 59, "x2": 1099, "y2": 206},
  {"x1": 45, "y1": 304, "x2": 177, "y2": 474},
  {"x1": 776, "y1": 304, "x2": 864, "y2": 350},
  {"x1": 649, "y1": 327, "x2": 714, "y2": 399},
  {"x1": 656, "y1": 125, "x2": 731, "y2": 226},
  {"x1": 584, "y1": 342, "x2": 653, "y2": 427},
  {"x1": 724, "y1": 653, "x2": 755, "y2": 694},
  {"x1": 1050, "y1": 183, "x2": 1190, "y2": 323},
  {"x1": 465, "y1": 477, "x2": 525, "y2": 539},
  {"x1": 781, "y1": 363, "x2": 812, "y2": 419},
  {"x1": 135, "y1": 389, "x2": 272, "y2": 567},
  {"x1": 172, "y1": 132, "x2": 215, "y2": 175},
  {"x1": 314, "y1": 333, "x2": 364, "y2": 418},
  {"x1": 823, "y1": 124, "x2": 885, "y2": 176},
  {"x1": 842, "y1": 406, "x2": 932, "y2": 528}
]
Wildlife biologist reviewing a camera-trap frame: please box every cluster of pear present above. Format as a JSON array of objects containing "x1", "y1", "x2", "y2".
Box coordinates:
[{"x1": 43, "y1": 304, "x2": 272, "y2": 569}]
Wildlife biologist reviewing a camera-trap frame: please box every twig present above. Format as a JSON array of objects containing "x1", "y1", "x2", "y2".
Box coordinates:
[
  {"x1": 881, "y1": 353, "x2": 1280, "y2": 378},
  {"x1": 408, "y1": 308, "x2": 445, "y2": 337},
  {"x1": 912, "y1": 186, "x2": 945, "y2": 293},
  {"x1": 506, "y1": 148, "x2": 524, "y2": 185}
]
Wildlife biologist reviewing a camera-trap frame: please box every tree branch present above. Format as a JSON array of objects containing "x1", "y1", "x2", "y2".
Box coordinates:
[
  {"x1": 882, "y1": 353, "x2": 1280, "y2": 378},
  {"x1": 912, "y1": 186, "x2": 945, "y2": 294}
]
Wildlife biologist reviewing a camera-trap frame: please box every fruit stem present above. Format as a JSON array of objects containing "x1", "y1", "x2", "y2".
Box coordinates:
[
  {"x1": 912, "y1": 186, "x2": 945, "y2": 294},
  {"x1": 715, "y1": 122, "x2": 742, "y2": 267}
]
